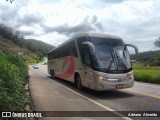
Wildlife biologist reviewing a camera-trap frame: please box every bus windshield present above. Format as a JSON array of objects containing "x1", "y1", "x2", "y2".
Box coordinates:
[{"x1": 90, "y1": 37, "x2": 132, "y2": 73}]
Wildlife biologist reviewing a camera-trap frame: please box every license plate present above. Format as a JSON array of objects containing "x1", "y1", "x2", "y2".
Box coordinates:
[{"x1": 116, "y1": 84, "x2": 124, "y2": 89}]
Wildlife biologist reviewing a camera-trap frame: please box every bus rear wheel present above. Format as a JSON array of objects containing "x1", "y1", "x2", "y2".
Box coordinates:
[
  {"x1": 51, "y1": 70, "x2": 56, "y2": 79},
  {"x1": 76, "y1": 75, "x2": 83, "y2": 90}
]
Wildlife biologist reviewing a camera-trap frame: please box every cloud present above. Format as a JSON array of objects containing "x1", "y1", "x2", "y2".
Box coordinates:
[
  {"x1": 18, "y1": 25, "x2": 44, "y2": 36},
  {"x1": 42, "y1": 15, "x2": 104, "y2": 36},
  {"x1": 18, "y1": 13, "x2": 44, "y2": 26},
  {"x1": 0, "y1": 3, "x2": 20, "y2": 28},
  {"x1": 97, "y1": 0, "x2": 124, "y2": 4},
  {"x1": 77, "y1": 0, "x2": 124, "y2": 9},
  {"x1": 26, "y1": 32, "x2": 68, "y2": 47},
  {"x1": 0, "y1": 0, "x2": 160, "y2": 52}
]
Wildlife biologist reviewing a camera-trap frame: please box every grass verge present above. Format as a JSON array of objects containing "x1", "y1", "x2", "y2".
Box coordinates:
[
  {"x1": 133, "y1": 64, "x2": 160, "y2": 84},
  {"x1": 0, "y1": 51, "x2": 28, "y2": 111}
]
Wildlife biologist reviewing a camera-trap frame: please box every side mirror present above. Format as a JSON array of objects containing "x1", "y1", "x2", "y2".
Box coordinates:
[
  {"x1": 82, "y1": 42, "x2": 96, "y2": 55},
  {"x1": 125, "y1": 44, "x2": 138, "y2": 55}
]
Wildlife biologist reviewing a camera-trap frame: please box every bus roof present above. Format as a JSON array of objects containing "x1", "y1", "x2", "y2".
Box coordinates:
[
  {"x1": 74, "y1": 33, "x2": 121, "y2": 39},
  {"x1": 48, "y1": 33, "x2": 122, "y2": 54}
]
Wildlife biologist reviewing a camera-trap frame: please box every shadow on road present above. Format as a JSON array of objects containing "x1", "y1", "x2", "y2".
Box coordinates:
[{"x1": 47, "y1": 76, "x2": 134, "y2": 100}]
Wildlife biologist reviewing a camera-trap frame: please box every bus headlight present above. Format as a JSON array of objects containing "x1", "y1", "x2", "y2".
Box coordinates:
[
  {"x1": 96, "y1": 72, "x2": 108, "y2": 80},
  {"x1": 99, "y1": 76, "x2": 104, "y2": 80},
  {"x1": 126, "y1": 73, "x2": 133, "y2": 80}
]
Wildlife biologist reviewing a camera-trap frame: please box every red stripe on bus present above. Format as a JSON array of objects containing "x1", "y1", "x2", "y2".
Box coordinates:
[
  {"x1": 55, "y1": 56, "x2": 75, "y2": 78},
  {"x1": 62, "y1": 56, "x2": 69, "y2": 68}
]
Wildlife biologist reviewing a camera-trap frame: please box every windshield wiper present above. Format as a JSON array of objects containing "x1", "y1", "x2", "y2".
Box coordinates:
[
  {"x1": 116, "y1": 56, "x2": 127, "y2": 70},
  {"x1": 113, "y1": 49, "x2": 127, "y2": 70}
]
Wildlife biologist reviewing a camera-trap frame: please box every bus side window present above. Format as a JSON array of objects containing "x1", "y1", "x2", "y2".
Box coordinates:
[
  {"x1": 77, "y1": 37, "x2": 88, "y2": 59},
  {"x1": 84, "y1": 47, "x2": 91, "y2": 67}
]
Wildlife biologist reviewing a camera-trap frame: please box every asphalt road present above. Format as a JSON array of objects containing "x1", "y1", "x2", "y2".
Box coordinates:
[{"x1": 29, "y1": 65, "x2": 160, "y2": 120}]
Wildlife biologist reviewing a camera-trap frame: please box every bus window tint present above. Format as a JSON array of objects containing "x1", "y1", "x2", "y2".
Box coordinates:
[
  {"x1": 77, "y1": 37, "x2": 88, "y2": 62},
  {"x1": 84, "y1": 47, "x2": 91, "y2": 67},
  {"x1": 48, "y1": 40, "x2": 78, "y2": 59},
  {"x1": 94, "y1": 44, "x2": 112, "y2": 68},
  {"x1": 90, "y1": 37, "x2": 131, "y2": 72}
]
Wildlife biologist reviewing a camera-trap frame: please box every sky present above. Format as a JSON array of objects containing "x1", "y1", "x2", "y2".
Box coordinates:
[{"x1": 0, "y1": 0, "x2": 160, "y2": 52}]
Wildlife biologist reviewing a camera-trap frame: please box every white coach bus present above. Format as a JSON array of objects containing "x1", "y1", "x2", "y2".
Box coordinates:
[{"x1": 48, "y1": 33, "x2": 138, "y2": 91}]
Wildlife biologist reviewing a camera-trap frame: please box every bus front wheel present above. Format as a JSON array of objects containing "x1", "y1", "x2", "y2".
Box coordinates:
[{"x1": 76, "y1": 75, "x2": 83, "y2": 90}]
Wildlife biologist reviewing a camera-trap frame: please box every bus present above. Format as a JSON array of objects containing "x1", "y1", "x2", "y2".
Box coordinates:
[{"x1": 48, "y1": 33, "x2": 138, "y2": 91}]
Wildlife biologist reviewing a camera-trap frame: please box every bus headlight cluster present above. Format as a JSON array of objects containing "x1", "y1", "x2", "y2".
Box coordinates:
[
  {"x1": 96, "y1": 72, "x2": 108, "y2": 80},
  {"x1": 99, "y1": 76, "x2": 104, "y2": 80},
  {"x1": 126, "y1": 73, "x2": 133, "y2": 80}
]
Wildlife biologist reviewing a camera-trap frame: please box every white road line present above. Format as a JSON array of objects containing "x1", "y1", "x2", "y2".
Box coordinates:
[
  {"x1": 53, "y1": 78, "x2": 132, "y2": 120},
  {"x1": 32, "y1": 69, "x2": 132, "y2": 120}
]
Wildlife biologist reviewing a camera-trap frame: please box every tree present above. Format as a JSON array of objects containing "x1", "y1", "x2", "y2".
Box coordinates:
[
  {"x1": 0, "y1": 23, "x2": 13, "y2": 39},
  {"x1": 154, "y1": 37, "x2": 160, "y2": 47},
  {"x1": 0, "y1": 23, "x2": 55, "y2": 57},
  {"x1": 6, "y1": 0, "x2": 14, "y2": 3}
]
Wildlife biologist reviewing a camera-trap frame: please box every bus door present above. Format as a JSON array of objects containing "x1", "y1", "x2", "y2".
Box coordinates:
[
  {"x1": 77, "y1": 37, "x2": 95, "y2": 89},
  {"x1": 83, "y1": 46, "x2": 95, "y2": 89}
]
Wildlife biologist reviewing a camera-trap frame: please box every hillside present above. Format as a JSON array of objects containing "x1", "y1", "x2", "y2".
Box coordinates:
[
  {"x1": 131, "y1": 50, "x2": 160, "y2": 66},
  {"x1": 0, "y1": 23, "x2": 55, "y2": 60},
  {"x1": 0, "y1": 35, "x2": 39, "y2": 63},
  {"x1": 24, "y1": 38, "x2": 54, "y2": 56}
]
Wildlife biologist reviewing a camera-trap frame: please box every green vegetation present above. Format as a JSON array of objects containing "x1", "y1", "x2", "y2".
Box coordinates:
[
  {"x1": 131, "y1": 50, "x2": 160, "y2": 66},
  {"x1": 0, "y1": 35, "x2": 40, "y2": 64},
  {"x1": 0, "y1": 23, "x2": 55, "y2": 64},
  {"x1": 154, "y1": 37, "x2": 160, "y2": 47},
  {"x1": 0, "y1": 23, "x2": 55, "y2": 57},
  {"x1": 24, "y1": 39, "x2": 54, "y2": 57},
  {"x1": 131, "y1": 49, "x2": 160, "y2": 84},
  {"x1": 0, "y1": 51, "x2": 28, "y2": 111},
  {"x1": 0, "y1": 23, "x2": 54, "y2": 111},
  {"x1": 133, "y1": 64, "x2": 160, "y2": 84}
]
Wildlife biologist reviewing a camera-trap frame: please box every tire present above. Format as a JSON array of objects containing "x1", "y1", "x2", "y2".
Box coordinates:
[
  {"x1": 76, "y1": 74, "x2": 83, "y2": 90},
  {"x1": 51, "y1": 70, "x2": 56, "y2": 79}
]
